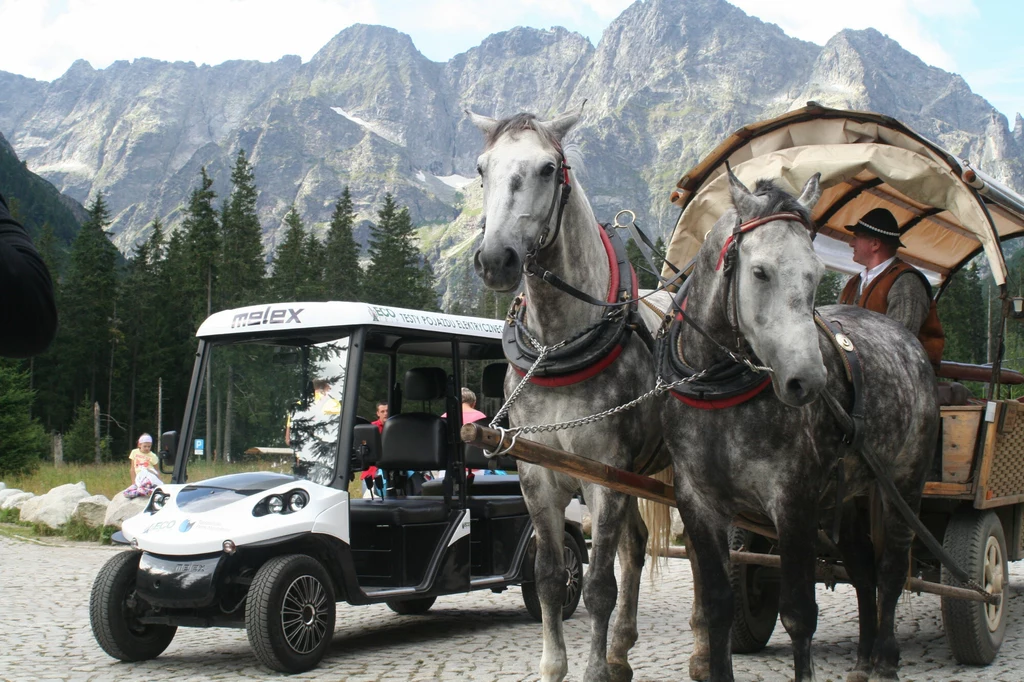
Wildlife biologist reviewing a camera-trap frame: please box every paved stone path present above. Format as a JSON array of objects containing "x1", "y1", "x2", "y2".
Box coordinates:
[{"x1": 1, "y1": 533, "x2": 1022, "y2": 681}]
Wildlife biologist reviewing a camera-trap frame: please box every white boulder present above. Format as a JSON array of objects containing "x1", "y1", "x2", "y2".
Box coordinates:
[
  {"x1": 1, "y1": 492, "x2": 34, "y2": 510},
  {"x1": 0, "y1": 482, "x2": 5, "y2": 490},
  {"x1": 20, "y1": 482, "x2": 90, "y2": 529},
  {"x1": 0, "y1": 488, "x2": 24, "y2": 507},
  {"x1": 73, "y1": 494, "x2": 111, "y2": 528},
  {"x1": 103, "y1": 494, "x2": 150, "y2": 529}
]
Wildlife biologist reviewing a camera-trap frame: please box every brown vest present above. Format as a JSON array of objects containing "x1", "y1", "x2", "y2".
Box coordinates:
[{"x1": 839, "y1": 260, "x2": 945, "y2": 365}]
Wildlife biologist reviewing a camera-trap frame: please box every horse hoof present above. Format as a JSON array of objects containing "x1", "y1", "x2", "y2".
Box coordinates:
[
  {"x1": 608, "y1": 661, "x2": 634, "y2": 682},
  {"x1": 846, "y1": 672, "x2": 869, "y2": 682},
  {"x1": 867, "y1": 672, "x2": 898, "y2": 682},
  {"x1": 688, "y1": 655, "x2": 710, "y2": 681}
]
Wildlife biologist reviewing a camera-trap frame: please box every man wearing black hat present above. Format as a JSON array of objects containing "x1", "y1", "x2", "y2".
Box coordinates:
[{"x1": 838, "y1": 207, "x2": 944, "y2": 365}]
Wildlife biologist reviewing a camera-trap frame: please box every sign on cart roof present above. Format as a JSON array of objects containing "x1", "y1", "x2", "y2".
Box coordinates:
[{"x1": 196, "y1": 301, "x2": 505, "y2": 340}]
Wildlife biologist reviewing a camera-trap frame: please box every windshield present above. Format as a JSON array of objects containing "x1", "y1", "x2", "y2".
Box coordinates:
[{"x1": 180, "y1": 335, "x2": 349, "y2": 487}]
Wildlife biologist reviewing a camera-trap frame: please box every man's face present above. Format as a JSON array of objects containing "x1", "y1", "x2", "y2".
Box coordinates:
[
  {"x1": 850, "y1": 232, "x2": 879, "y2": 267},
  {"x1": 376, "y1": 404, "x2": 388, "y2": 421}
]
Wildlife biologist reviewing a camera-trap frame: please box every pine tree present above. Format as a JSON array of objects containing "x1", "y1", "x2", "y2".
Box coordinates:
[
  {"x1": 815, "y1": 270, "x2": 847, "y2": 307},
  {"x1": 181, "y1": 167, "x2": 220, "y2": 325},
  {"x1": 363, "y1": 194, "x2": 437, "y2": 310},
  {"x1": 270, "y1": 205, "x2": 318, "y2": 301},
  {"x1": 324, "y1": 188, "x2": 361, "y2": 301},
  {"x1": 55, "y1": 192, "x2": 119, "y2": 429},
  {"x1": 220, "y1": 150, "x2": 266, "y2": 308},
  {"x1": 0, "y1": 359, "x2": 47, "y2": 476},
  {"x1": 939, "y1": 262, "x2": 988, "y2": 364}
]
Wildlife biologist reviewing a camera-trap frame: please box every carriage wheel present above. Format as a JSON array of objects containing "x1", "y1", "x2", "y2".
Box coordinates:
[
  {"x1": 940, "y1": 509, "x2": 1008, "y2": 665},
  {"x1": 522, "y1": 531, "x2": 584, "y2": 622},
  {"x1": 728, "y1": 526, "x2": 780, "y2": 653}
]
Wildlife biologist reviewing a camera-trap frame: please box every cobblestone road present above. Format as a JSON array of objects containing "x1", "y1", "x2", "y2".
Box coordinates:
[{"x1": 1, "y1": 534, "x2": 1022, "y2": 681}]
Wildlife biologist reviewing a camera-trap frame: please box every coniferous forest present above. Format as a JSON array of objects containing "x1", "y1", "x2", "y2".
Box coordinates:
[
  {"x1": 2, "y1": 144, "x2": 1022, "y2": 478},
  {"x1": 1, "y1": 150, "x2": 440, "y2": 476}
]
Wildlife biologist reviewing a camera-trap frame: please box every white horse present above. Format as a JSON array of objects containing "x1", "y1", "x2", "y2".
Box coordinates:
[{"x1": 468, "y1": 108, "x2": 672, "y2": 682}]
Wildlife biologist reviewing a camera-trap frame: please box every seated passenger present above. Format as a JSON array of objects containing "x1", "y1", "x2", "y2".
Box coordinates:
[{"x1": 838, "y1": 208, "x2": 945, "y2": 365}]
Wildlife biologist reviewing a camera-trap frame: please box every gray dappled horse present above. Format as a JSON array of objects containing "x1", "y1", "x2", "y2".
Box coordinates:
[
  {"x1": 664, "y1": 171, "x2": 938, "y2": 682},
  {"x1": 468, "y1": 109, "x2": 671, "y2": 682}
]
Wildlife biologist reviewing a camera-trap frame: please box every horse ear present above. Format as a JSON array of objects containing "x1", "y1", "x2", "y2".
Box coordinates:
[
  {"x1": 797, "y1": 173, "x2": 822, "y2": 212},
  {"x1": 726, "y1": 165, "x2": 763, "y2": 218},
  {"x1": 466, "y1": 110, "x2": 498, "y2": 137},
  {"x1": 540, "y1": 108, "x2": 581, "y2": 141}
]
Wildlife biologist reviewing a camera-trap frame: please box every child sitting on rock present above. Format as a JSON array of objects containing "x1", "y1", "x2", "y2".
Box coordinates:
[{"x1": 124, "y1": 433, "x2": 162, "y2": 498}]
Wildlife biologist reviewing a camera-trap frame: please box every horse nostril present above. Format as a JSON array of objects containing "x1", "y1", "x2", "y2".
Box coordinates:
[
  {"x1": 502, "y1": 247, "x2": 519, "y2": 271},
  {"x1": 785, "y1": 377, "x2": 806, "y2": 400}
]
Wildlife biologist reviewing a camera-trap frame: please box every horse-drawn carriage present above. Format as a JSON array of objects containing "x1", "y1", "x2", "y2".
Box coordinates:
[{"x1": 464, "y1": 103, "x2": 1024, "y2": 678}]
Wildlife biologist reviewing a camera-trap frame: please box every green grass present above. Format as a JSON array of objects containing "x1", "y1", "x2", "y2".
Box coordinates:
[{"x1": 3, "y1": 460, "x2": 280, "y2": 500}]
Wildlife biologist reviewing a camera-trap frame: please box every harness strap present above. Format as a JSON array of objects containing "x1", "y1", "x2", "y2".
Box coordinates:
[{"x1": 813, "y1": 314, "x2": 994, "y2": 600}]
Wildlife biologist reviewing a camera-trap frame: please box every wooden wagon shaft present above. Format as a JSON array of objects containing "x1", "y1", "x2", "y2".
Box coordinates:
[
  {"x1": 461, "y1": 424, "x2": 778, "y2": 539},
  {"x1": 661, "y1": 547, "x2": 999, "y2": 604}
]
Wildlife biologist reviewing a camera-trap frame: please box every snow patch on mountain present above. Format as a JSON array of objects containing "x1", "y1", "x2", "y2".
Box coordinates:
[{"x1": 330, "y1": 107, "x2": 404, "y2": 147}]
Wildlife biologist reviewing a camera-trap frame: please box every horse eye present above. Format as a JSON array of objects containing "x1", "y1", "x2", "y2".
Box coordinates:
[
  {"x1": 540, "y1": 163, "x2": 556, "y2": 177},
  {"x1": 752, "y1": 266, "x2": 769, "y2": 282}
]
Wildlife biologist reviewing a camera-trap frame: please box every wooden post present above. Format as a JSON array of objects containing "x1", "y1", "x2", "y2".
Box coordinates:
[
  {"x1": 156, "y1": 377, "x2": 162, "y2": 456},
  {"x1": 53, "y1": 432, "x2": 63, "y2": 467},
  {"x1": 93, "y1": 401, "x2": 101, "y2": 463}
]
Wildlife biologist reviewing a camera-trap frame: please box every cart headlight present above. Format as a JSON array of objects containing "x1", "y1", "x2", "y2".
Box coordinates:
[
  {"x1": 150, "y1": 490, "x2": 168, "y2": 512},
  {"x1": 267, "y1": 495, "x2": 285, "y2": 514},
  {"x1": 289, "y1": 491, "x2": 308, "y2": 512}
]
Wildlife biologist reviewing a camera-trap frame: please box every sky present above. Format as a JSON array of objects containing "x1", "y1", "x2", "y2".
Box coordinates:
[{"x1": 1, "y1": 0, "x2": 1022, "y2": 122}]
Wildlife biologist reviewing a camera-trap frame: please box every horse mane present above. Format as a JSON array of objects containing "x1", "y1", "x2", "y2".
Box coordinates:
[
  {"x1": 485, "y1": 113, "x2": 561, "y2": 151},
  {"x1": 746, "y1": 178, "x2": 813, "y2": 226}
]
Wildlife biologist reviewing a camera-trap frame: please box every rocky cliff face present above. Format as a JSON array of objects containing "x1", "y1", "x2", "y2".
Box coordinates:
[{"x1": 2, "y1": 0, "x2": 1021, "y2": 309}]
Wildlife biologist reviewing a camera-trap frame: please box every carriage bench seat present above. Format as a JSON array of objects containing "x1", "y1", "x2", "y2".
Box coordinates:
[
  {"x1": 421, "y1": 475, "x2": 522, "y2": 498},
  {"x1": 349, "y1": 497, "x2": 449, "y2": 525}
]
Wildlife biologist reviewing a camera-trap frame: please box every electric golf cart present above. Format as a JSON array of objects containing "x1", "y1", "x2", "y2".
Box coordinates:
[{"x1": 89, "y1": 301, "x2": 586, "y2": 673}]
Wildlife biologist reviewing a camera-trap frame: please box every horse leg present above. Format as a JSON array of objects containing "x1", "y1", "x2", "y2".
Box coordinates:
[
  {"x1": 836, "y1": 504, "x2": 877, "y2": 682},
  {"x1": 678, "y1": 504, "x2": 734, "y2": 682},
  {"x1": 583, "y1": 485, "x2": 631, "y2": 682},
  {"x1": 523, "y1": 472, "x2": 575, "y2": 682},
  {"x1": 607, "y1": 499, "x2": 648, "y2": 682},
  {"x1": 869, "y1": 507, "x2": 915, "y2": 681},
  {"x1": 775, "y1": 508, "x2": 820, "y2": 681},
  {"x1": 684, "y1": 530, "x2": 711, "y2": 681}
]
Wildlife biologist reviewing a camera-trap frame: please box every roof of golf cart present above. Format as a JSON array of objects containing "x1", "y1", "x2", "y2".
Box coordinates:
[
  {"x1": 196, "y1": 301, "x2": 504, "y2": 351},
  {"x1": 663, "y1": 103, "x2": 1024, "y2": 287}
]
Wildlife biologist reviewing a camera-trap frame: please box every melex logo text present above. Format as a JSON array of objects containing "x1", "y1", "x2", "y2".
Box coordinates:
[{"x1": 232, "y1": 307, "x2": 304, "y2": 328}]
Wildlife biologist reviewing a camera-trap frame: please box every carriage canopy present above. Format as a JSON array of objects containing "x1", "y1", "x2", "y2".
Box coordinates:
[{"x1": 664, "y1": 103, "x2": 1024, "y2": 288}]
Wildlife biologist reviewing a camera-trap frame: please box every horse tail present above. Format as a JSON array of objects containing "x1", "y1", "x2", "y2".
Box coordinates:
[{"x1": 640, "y1": 466, "x2": 676, "y2": 579}]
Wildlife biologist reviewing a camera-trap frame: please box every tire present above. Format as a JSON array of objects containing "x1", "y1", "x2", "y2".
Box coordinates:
[
  {"x1": 728, "y1": 526, "x2": 780, "y2": 654},
  {"x1": 246, "y1": 554, "x2": 337, "y2": 673},
  {"x1": 523, "y1": 531, "x2": 584, "y2": 622},
  {"x1": 940, "y1": 509, "x2": 1008, "y2": 665},
  {"x1": 386, "y1": 596, "x2": 437, "y2": 615},
  {"x1": 89, "y1": 550, "x2": 177, "y2": 661}
]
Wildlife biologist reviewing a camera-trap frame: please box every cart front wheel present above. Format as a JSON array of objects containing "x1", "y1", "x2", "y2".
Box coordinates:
[
  {"x1": 728, "y1": 527, "x2": 780, "y2": 653},
  {"x1": 523, "y1": 531, "x2": 583, "y2": 622},
  {"x1": 940, "y1": 509, "x2": 1008, "y2": 665},
  {"x1": 90, "y1": 550, "x2": 177, "y2": 661},
  {"x1": 246, "y1": 554, "x2": 337, "y2": 673}
]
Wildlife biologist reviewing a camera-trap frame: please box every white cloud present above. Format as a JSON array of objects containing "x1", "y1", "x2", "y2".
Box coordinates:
[{"x1": 0, "y1": 0, "x2": 381, "y2": 81}]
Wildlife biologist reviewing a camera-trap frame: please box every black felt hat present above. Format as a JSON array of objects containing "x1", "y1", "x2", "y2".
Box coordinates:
[{"x1": 846, "y1": 208, "x2": 904, "y2": 248}]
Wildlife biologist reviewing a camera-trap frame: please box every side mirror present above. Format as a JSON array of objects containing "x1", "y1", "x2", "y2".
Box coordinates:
[
  {"x1": 352, "y1": 424, "x2": 381, "y2": 469},
  {"x1": 159, "y1": 430, "x2": 178, "y2": 474},
  {"x1": 1011, "y1": 297, "x2": 1024, "y2": 320}
]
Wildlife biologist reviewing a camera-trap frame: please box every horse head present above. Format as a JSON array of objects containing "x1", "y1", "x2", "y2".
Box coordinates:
[
  {"x1": 467, "y1": 109, "x2": 580, "y2": 292},
  {"x1": 726, "y1": 170, "x2": 826, "y2": 407}
]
